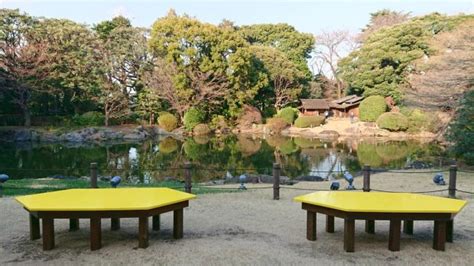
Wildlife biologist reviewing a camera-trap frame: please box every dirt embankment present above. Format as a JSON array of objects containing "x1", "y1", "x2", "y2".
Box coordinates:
[{"x1": 236, "y1": 118, "x2": 437, "y2": 142}]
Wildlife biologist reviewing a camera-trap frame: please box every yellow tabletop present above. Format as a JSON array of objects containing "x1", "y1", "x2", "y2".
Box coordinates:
[
  {"x1": 16, "y1": 188, "x2": 196, "y2": 212},
  {"x1": 294, "y1": 191, "x2": 467, "y2": 213}
]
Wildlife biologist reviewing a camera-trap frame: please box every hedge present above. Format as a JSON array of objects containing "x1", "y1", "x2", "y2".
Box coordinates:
[
  {"x1": 294, "y1": 116, "x2": 325, "y2": 128},
  {"x1": 359, "y1": 95, "x2": 387, "y2": 122},
  {"x1": 265, "y1": 117, "x2": 290, "y2": 133},
  {"x1": 276, "y1": 107, "x2": 298, "y2": 124},
  {"x1": 184, "y1": 107, "x2": 205, "y2": 131},
  {"x1": 158, "y1": 112, "x2": 178, "y2": 132},
  {"x1": 376, "y1": 112, "x2": 409, "y2": 131}
]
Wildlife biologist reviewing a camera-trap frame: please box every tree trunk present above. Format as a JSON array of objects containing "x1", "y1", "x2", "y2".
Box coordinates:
[{"x1": 105, "y1": 114, "x2": 109, "y2": 127}]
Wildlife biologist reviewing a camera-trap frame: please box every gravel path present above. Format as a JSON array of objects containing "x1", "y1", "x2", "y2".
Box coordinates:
[{"x1": 1, "y1": 172, "x2": 473, "y2": 265}]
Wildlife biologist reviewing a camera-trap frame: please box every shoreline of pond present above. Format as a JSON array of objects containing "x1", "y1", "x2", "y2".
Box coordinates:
[{"x1": 0, "y1": 121, "x2": 441, "y2": 144}]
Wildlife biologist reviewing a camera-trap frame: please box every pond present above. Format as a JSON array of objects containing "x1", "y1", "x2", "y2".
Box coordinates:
[{"x1": 0, "y1": 135, "x2": 448, "y2": 183}]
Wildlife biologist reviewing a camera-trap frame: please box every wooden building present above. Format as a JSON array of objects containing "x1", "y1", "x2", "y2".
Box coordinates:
[
  {"x1": 299, "y1": 99, "x2": 330, "y2": 116},
  {"x1": 299, "y1": 95, "x2": 364, "y2": 118}
]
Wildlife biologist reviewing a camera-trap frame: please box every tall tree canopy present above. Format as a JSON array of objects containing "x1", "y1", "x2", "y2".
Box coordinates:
[
  {"x1": 148, "y1": 11, "x2": 267, "y2": 119},
  {"x1": 239, "y1": 23, "x2": 314, "y2": 78},
  {"x1": 339, "y1": 13, "x2": 473, "y2": 103}
]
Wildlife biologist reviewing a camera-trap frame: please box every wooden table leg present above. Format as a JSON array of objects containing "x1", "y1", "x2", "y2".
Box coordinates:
[
  {"x1": 344, "y1": 218, "x2": 355, "y2": 252},
  {"x1": 69, "y1": 219, "x2": 79, "y2": 232},
  {"x1": 388, "y1": 219, "x2": 401, "y2": 251},
  {"x1": 42, "y1": 218, "x2": 54, "y2": 251},
  {"x1": 138, "y1": 216, "x2": 149, "y2": 248},
  {"x1": 29, "y1": 214, "x2": 41, "y2": 240},
  {"x1": 326, "y1": 215, "x2": 334, "y2": 233},
  {"x1": 365, "y1": 220, "x2": 375, "y2": 234},
  {"x1": 403, "y1": 220, "x2": 413, "y2": 235},
  {"x1": 446, "y1": 220, "x2": 453, "y2": 243},
  {"x1": 90, "y1": 218, "x2": 102, "y2": 251},
  {"x1": 433, "y1": 220, "x2": 446, "y2": 251},
  {"x1": 173, "y1": 209, "x2": 183, "y2": 239},
  {"x1": 111, "y1": 218, "x2": 120, "y2": 231},
  {"x1": 152, "y1": 215, "x2": 160, "y2": 231},
  {"x1": 306, "y1": 211, "x2": 316, "y2": 241}
]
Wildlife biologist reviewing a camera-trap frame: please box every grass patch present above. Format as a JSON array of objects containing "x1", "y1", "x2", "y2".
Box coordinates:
[{"x1": 1, "y1": 178, "x2": 242, "y2": 197}]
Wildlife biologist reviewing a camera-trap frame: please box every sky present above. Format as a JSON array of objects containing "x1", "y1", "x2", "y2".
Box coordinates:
[{"x1": 1, "y1": 0, "x2": 472, "y2": 35}]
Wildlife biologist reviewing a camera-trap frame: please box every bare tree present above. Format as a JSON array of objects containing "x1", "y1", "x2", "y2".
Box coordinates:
[
  {"x1": 143, "y1": 58, "x2": 228, "y2": 121},
  {"x1": 312, "y1": 30, "x2": 357, "y2": 98},
  {"x1": 406, "y1": 21, "x2": 474, "y2": 111}
]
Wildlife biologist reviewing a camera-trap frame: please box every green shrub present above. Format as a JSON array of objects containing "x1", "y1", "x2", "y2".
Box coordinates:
[
  {"x1": 265, "y1": 117, "x2": 290, "y2": 133},
  {"x1": 210, "y1": 115, "x2": 228, "y2": 131},
  {"x1": 407, "y1": 109, "x2": 438, "y2": 133},
  {"x1": 294, "y1": 116, "x2": 325, "y2": 128},
  {"x1": 359, "y1": 95, "x2": 387, "y2": 122},
  {"x1": 72, "y1": 111, "x2": 104, "y2": 126},
  {"x1": 276, "y1": 107, "x2": 298, "y2": 124},
  {"x1": 193, "y1": 123, "x2": 211, "y2": 135},
  {"x1": 376, "y1": 112, "x2": 409, "y2": 131},
  {"x1": 158, "y1": 112, "x2": 178, "y2": 132},
  {"x1": 184, "y1": 107, "x2": 205, "y2": 131}
]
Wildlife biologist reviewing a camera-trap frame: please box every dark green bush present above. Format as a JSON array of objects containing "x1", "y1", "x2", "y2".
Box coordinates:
[
  {"x1": 193, "y1": 123, "x2": 211, "y2": 135},
  {"x1": 276, "y1": 107, "x2": 298, "y2": 124},
  {"x1": 294, "y1": 116, "x2": 325, "y2": 128},
  {"x1": 376, "y1": 112, "x2": 409, "y2": 131},
  {"x1": 359, "y1": 95, "x2": 387, "y2": 122},
  {"x1": 265, "y1": 117, "x2": 290, "y2": 132},
  {"x1": 72, "y1": 111, "x2": 104, "y2": 126},
  {"x1": 184, "y1": 107, "x2": 205, "y2": 131},
  {"x1": 158, "y1": 112, "x2": 178, "y2": 132}
]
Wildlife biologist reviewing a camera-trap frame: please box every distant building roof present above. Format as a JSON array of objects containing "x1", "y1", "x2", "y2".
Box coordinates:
[
  {"x1": 300, "y1": 99, "x2": 330, "y2": 110},
  {"x1": 330, "y1": 95, "x2": 364, "y2": 109}
]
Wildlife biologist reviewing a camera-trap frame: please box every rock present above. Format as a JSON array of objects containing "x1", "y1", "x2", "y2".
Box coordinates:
[
  {"x1": 318, "y1": 130, "x2": 339, "y2": 139},
  {"x1": 123, "y1": 131, "x2": 147, "y2": 140},
  {"x1": 100, "y1": 129, "x2": 124, "y2": 140},
  {"x1": 39, "y1": 132, "x2": 59, "y2": 142},
  {"x1": 14, "y1": 129, "x2": 32, "y2": 141},
  {"x1": 60, "y1": 132, "x2": 84, "y2": 142}
]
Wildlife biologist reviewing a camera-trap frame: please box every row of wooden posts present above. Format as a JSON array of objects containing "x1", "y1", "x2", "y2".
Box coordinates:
[{"x1": 89, "y1": 163, "x2": 459, "y2": 199}]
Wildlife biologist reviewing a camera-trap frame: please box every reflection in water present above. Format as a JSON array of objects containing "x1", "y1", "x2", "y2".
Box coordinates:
[{"x1": 0, "y1": 135, "x2": 445, "y2": 183}]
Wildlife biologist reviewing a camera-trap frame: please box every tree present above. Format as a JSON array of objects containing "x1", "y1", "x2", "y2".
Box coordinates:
[
  {"x1": 406, "y1": 20, "x2": 474, "y2": 111},
  {"x1": 339, "y1": 13, "x2": 473, "y2": 103},
  {"x1": 0, "y1": 9, "x2": 49, "y2": 126},
  {"x1": 148, "y1": 11, "x2": 267, "y2": 119},
  {"x1": 94, "y1": 18, "x2": 149, "y2": 126},
  {"x1": 358, "y1": 9, "x2": 411, "y2": 42},
  {"x1": 34, "y1": 18, "x2": 101, "y2": 115},
  {"x1": 239, "y1": 23, "x2": 314, "y2": 78},
  {"x1": 93, "y1": 16, "x2": 132, "y2": 40},
  {"x1": 312, "y1": 30, "x2": 357, "y2": 98},
  {"x1": 447, "y1": 91, "x2": 474, "y2": 165},
  {"x1": 250, "y1": 46, "x2": 304, "y2": 110}
]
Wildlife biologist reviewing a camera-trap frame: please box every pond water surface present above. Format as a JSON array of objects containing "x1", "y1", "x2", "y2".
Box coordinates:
[{"x1": 0, "y1": 135, "x2": 448, "y2": 183}]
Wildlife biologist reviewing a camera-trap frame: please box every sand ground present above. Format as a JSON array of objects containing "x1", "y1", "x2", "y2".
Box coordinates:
[{"x1": 0, "y1": 171, "x2": 473, "y2": 265}]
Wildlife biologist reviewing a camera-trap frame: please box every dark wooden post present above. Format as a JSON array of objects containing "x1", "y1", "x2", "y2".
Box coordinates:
[
  {"x1": 273, "y1": 163, "x2": 281, "y2": 200},
  {"x1": 184, "y1": 162, "x2": 192, "y2": 193},
  {"x1": 448, "y1": 165, "x2": 457, "y2": 198},
  {"x1": 90, "y1": 162, "x2": 98, "y2": 188},
  {"x1": 363, "y1": 165, "x2": 371, "y2": 192}
]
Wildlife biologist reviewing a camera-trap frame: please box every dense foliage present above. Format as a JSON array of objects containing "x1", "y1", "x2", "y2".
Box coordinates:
[
  {"x1": 359, "y1": 96, "x2": 387, "y2": 122},
  {"x1": 275, "y1": 107, "x2": 298, "y2": 124},
  {"x1": 447, "y1": 91, "x2": 474, "y2": 164},
  {"x1": 376, "y1": 112, "x2": 409, "y2": 131},
  {"x1": 294, "y1": 116, "x2": 325, "y2": 128},
  {"x1": 339, "y1": 13, "x2": 473, "y2": 102},
  {"x1": 157, "y1": 112, "x2": 178, "y2": 132},
  {"x1": 183, "y1": 108, "x2": 205, "y2": 131}
]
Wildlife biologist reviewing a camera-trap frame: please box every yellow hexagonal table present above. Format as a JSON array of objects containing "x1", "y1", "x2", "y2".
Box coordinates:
[
  {"x1": 294, "y1": 191, "x2": 467, "y2": 252},
  {"x1": 16, "y1": 188, "x2": 196, "y2": 251}
]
